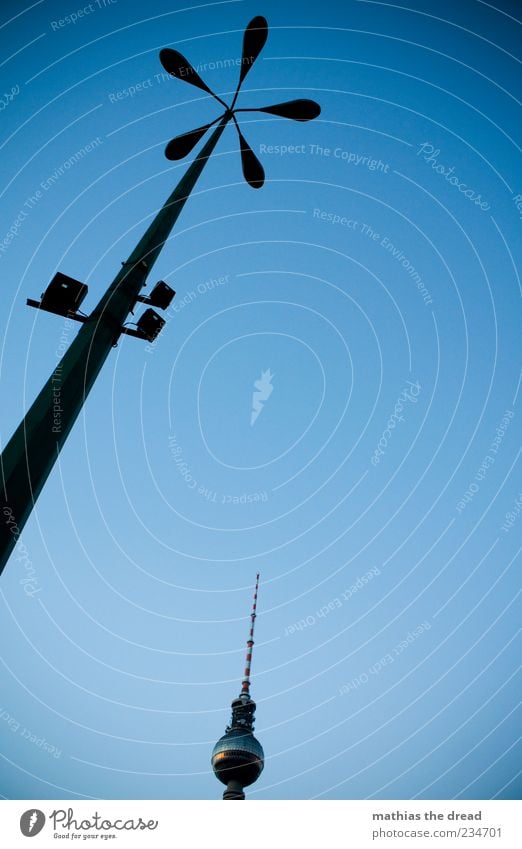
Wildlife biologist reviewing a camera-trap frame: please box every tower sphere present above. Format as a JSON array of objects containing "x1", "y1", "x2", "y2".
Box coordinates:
[{"x1": 212, "y1": 727, "x2": 264, "y2": 789}]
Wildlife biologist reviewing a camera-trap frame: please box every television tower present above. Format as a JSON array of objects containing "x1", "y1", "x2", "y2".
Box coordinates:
[{"x1": 212, "y1": 573, "x2": 264, "y2": 800}]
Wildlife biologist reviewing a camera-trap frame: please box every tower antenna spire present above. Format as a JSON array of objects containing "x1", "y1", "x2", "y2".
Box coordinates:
[
  {"x1": 241, "y1": 571, "x2": 259, "y2": 697},
  {"x1": 212, "y1": 574, "x2": 264, "y2": 800}
]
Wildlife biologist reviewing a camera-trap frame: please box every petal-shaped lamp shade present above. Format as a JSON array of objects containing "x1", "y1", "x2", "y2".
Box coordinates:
[
  {"x1": 258, "y1": 99, "x2": 321, "y2": 122},
  {"x1": 164, "y1": 123, "x2": 213, "y2": 160},
  {"x1": 236, "y1": 125, "x2": 265, "y2": 188},
  {"x1": 159, "y1": 48, "x2": 214, "y2": 96},
  {"x1": 237, "y1": 16, "x2": 268, "y2": 88}
]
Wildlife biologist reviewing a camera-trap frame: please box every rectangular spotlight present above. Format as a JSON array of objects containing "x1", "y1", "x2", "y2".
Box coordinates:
[
  {"x1": 136, "y1": 308, "x2": 165, "y2": 342},
  {"x1": 40, "y1": 273, "x2": 88, "y2": 315},
  {"x1": 148, "y1": 281, "x2": 176, "y2": 309}
]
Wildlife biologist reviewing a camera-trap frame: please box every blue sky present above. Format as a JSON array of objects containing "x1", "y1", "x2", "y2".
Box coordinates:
[{"x1": 0, "y1": 0, "x2": 520, "y2": 799}]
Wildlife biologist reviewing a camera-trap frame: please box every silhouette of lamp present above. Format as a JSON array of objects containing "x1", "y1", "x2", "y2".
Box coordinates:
[{"x1": 0, "y1": 15, "x2": 320, "y2": 575}]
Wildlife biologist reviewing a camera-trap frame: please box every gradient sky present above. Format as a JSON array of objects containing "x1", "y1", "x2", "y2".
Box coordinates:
[{"x1": 0, "y1": 0, "x2": 520, "y2": 800}]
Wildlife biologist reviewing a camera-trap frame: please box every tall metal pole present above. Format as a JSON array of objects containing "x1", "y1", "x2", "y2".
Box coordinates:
[
  {"x1": 0, "y1": 115, "x2": 230, "y2": 575},
  {"x1": 0, "y1": 13, "x2": 321, "y2": 578}
]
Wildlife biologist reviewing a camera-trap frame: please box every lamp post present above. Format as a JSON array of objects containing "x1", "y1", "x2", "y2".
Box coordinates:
[{"x1": 0, "y1": 15, "x2": 320, "y2": 575}]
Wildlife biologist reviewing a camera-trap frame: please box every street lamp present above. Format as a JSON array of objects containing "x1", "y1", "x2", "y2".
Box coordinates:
[{"x1": 0, "y1": 15, "x2": 320, "y2": 575}]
